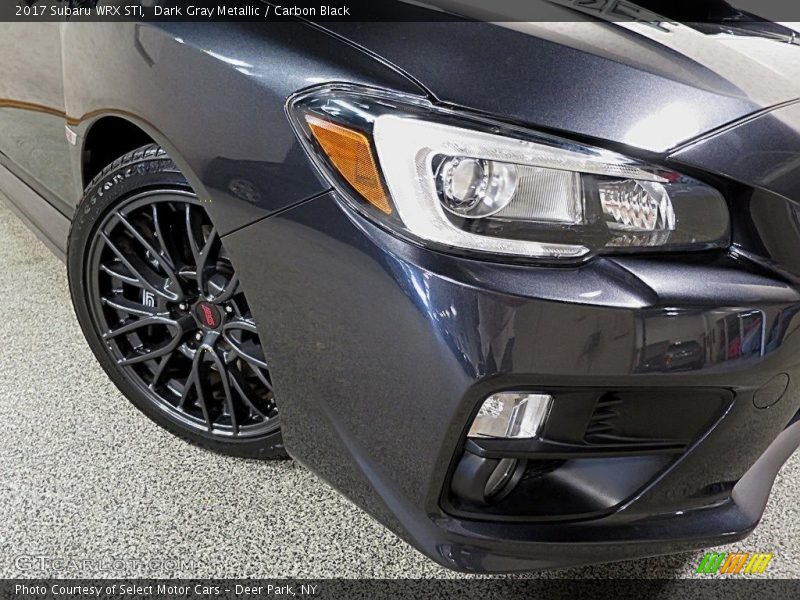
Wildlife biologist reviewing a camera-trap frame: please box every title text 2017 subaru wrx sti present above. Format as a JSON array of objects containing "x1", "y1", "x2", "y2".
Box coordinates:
[{"x1": 3, "y1": 0, "x2": 800, "y2": 573}]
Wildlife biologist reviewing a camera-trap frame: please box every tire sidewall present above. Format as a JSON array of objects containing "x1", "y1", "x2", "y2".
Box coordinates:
[{"x1": 68, "y1": 146, "x2": 285, "y2": 459}]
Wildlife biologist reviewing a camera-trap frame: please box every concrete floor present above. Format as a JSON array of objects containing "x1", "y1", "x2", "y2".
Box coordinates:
[{"x1": 1, "y1": 197, "x2": 799, "y2": 579}]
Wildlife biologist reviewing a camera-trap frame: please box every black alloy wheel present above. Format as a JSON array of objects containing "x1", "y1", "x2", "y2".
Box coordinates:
[{"x1": 68, "y1": 145, "x2": 286, "y2": 458}]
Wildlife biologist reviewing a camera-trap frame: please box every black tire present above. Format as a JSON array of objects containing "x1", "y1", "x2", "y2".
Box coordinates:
[{"x1": 68, "y1": 144, "x2": 287, "y2": 459}]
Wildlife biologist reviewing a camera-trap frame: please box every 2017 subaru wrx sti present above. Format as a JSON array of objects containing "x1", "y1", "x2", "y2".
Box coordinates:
[{"x1": 2, "y1": 0, "x2": 800, "y2": 573}]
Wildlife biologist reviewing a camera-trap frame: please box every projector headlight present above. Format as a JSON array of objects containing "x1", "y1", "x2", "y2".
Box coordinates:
[{"x1": 288, "y1": 85, "x2": 729, "y2": 261}]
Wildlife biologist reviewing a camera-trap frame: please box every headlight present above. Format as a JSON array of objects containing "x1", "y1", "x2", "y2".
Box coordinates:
[{"x1": 287, "y1": 85, "x2": 729, "y2": 261}]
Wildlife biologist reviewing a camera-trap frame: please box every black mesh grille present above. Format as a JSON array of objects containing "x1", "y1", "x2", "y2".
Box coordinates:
[{"x1": 520, "y1": 460, "x2": 565, "y2": 482}]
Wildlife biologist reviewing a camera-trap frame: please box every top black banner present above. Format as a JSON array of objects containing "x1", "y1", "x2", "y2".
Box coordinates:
[{"x1": 6, "y1": 0, "x2": 800, "y2": 24}]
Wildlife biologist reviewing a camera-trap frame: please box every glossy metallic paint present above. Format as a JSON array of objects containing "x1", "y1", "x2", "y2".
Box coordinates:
[
  {"x1": 2, "y1": 13, "x2": 800, "y2": 572},
  {"x1": 221, "y1": 191, "x2": 800, "y2": 571},
  {"x1": 320, "y1": 19, "x2": 791, "y2": 152}
]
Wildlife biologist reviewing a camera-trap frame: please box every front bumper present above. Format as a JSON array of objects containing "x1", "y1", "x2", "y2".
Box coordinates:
[{"x1": 223, "y1": 191, "x2": 800, "y2": 572}]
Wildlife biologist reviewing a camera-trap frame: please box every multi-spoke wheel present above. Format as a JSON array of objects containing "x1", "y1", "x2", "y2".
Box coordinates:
[{"x1": 68, "y1": 145, "x2": 285, "y2": 458}]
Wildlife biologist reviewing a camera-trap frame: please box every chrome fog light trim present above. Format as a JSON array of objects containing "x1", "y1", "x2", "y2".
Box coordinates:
[{"x1": 468, "y1": 392, "x2": 553, "y2": 439}]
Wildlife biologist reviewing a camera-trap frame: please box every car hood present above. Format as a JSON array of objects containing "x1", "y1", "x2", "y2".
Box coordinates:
[{"x1": 321, "y1": 3, "x2": 800, "y2": 152}]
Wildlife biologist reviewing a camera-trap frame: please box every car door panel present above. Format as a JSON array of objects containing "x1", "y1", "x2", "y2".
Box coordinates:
[{"x1": 0, "y1": 18, "x2": 76, "y2": 215}]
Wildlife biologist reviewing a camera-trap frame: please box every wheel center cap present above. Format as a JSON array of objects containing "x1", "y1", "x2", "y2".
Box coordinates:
[{"x1": 195, "y1": 301, "x2": 222, "y2": 330}]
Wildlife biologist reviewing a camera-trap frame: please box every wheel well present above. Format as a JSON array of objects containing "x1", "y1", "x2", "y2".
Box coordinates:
[{"x1": 81, "y1": 117, "x2": 155, "y2": 188}]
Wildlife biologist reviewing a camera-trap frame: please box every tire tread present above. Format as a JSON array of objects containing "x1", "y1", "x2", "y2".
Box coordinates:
[{"x1": 67, "y1": 144, "x2": 288, "y2": 460}]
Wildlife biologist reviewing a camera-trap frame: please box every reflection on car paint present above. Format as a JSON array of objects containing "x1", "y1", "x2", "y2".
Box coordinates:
[{"x1": 636, "y1": 308, "x2": 765, "y2": 373}]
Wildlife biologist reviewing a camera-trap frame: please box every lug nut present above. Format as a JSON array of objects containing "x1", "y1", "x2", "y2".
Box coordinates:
[
  {"x1": 225, "y1": 306, "x2": 233, "y2": 314},
  {"x1": 179, "y1": 303, "x2": 188, "y2": 311},
  {"x1": 195, "y1": 332, "x2": 203, "y2": 341}
]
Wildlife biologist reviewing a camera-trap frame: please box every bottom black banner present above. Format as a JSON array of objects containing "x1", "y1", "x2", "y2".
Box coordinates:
[{"x1": 1, "y1": 579, "x2": 799, "y2": 600}]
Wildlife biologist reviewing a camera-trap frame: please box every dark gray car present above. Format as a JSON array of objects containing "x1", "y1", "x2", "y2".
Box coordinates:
[{"x1": 2, "y1": 0, "x2": 800, "y2": 573}]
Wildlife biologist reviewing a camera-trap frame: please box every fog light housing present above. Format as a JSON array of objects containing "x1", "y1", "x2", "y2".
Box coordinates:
[{"x1": 468, "y1": 392, "x2": 552, "y2": 439}]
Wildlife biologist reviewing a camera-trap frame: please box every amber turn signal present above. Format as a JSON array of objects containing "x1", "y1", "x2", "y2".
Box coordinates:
[{"x1": 305, "y1": 115, "x2": 392, "y2": 214}]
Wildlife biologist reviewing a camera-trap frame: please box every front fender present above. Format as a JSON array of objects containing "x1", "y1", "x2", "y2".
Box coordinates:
[{"x1": 60, "y1": 20, "x2": 424, "y2": 235}]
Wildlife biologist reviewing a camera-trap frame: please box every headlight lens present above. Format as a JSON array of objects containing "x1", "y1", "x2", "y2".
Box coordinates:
[
  {"x1": 288, "y1": 85, "x2": 729, "y2": 261},
  {"x1": 435, "y1": 156, "x2": 518, "y2": 219}
]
